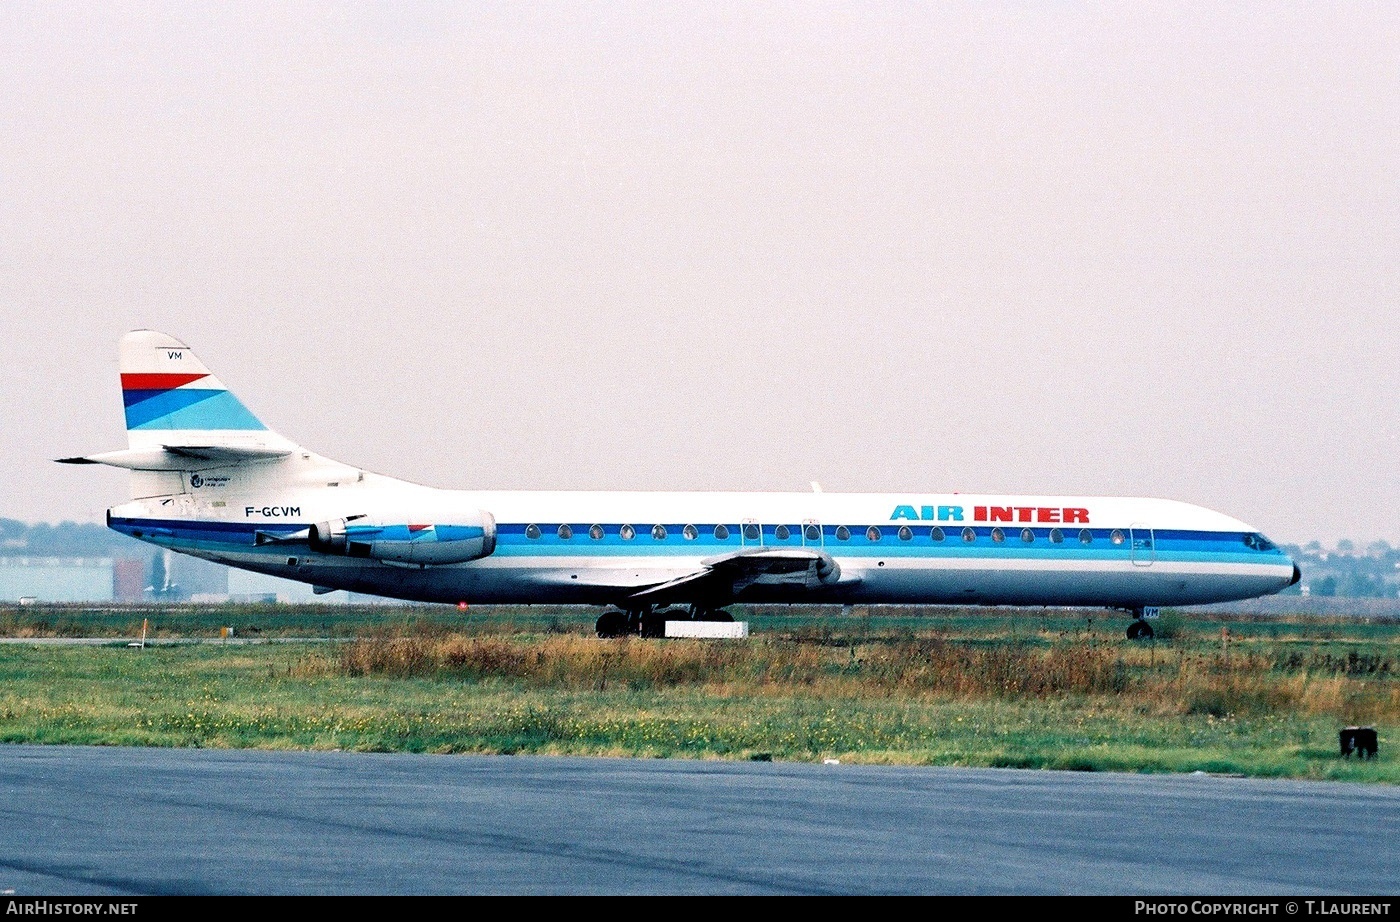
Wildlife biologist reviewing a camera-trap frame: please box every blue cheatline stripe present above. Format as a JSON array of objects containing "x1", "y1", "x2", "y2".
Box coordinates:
[
  {"x1": 494, "y1": 523, "x2": 1276, "y2": 550},
  {"x1": 125, "y1": 389, "x2": 266, "y2": 431},
  {"x1": 108, "y1": 517, "x2": 1289, "y2": 569}
]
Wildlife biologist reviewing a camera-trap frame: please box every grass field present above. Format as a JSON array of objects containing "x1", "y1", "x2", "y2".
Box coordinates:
[{"x1": 0, "y1": 602, "x2": 1394, "y2": 782}]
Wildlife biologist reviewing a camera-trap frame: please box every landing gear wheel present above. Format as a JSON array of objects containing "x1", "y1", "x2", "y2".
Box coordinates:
[
  {"x1": 595, "y1": 609, "x2": 628, "y2": 638},
  {"x1": 640, "y1": 610, "x2": 668, "y2": 639},
  {"x1": 706, "y1": 609, "x2": 735, "y2": 622},
  {"x1": 1126, "y1": 619, "x2": 1154, "y2": 641}
]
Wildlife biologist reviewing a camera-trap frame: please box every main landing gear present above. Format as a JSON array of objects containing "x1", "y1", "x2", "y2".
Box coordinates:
[
  {"x1": 595, "y1": 605, "x2": 735, "y2": 638},
  {"x1": 1125, "y1": 606, "x2": 1158, "y2": 641}
]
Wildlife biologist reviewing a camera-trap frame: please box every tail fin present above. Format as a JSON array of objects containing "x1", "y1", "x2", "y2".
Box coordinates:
[
  {"x1": 120, "y1": 330, "x2": 292, "y2": 452},
  {"x1": 57, "y1": 331, "x2": 299, "y2": 477}
]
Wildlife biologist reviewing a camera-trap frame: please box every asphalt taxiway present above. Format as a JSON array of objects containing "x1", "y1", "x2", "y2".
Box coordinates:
[{"x1": 0, "y1": 745, "x2": 1395, "y2": 895}]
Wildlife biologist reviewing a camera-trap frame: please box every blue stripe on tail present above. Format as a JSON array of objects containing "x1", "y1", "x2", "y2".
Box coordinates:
[{"x1": 124, "y1": 389, "x2": 266, "y2": 430}]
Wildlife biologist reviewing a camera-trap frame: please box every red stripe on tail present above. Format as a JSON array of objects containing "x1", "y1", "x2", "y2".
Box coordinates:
[{"x1": 121, "y1": 373, "x2": 210, "y2": 391}]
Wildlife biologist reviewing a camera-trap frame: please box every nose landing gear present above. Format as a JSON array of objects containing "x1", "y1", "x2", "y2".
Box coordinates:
[{"x1": 1125, "y1": 606, "x2": 1159, "y2": 640}]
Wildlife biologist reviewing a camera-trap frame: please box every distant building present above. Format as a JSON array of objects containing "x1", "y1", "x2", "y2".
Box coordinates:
[
  {"x1": 0, "y1": 557, "x2": 117, "y2": 602},
  {"x1": 0, "y1": 553, "x2": 230, "y2": 604}
]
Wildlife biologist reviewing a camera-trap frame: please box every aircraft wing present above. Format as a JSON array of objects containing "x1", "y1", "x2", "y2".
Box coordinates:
[{"x1": 624, "y1": 547, "x2": 848, "y2": 605}]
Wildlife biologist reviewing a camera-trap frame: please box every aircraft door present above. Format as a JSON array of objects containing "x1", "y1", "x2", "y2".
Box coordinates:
[
  {"x1": 741, "y1": 518, "x2": 763, "y2": 547},
  {"x1": 801, "y1": 519, "x2": 824, "y2": 548},
  {"x1": 1130, "y1": 523, "x2": 1155, "y2": 567}
]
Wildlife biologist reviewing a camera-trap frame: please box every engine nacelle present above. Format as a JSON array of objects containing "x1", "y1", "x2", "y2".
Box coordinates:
[{"x1": 309, "y1": 511, "x2": 496, "y2": 565}]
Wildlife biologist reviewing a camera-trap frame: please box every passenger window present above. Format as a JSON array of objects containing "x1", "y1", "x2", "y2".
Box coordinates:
[
  {"x1": 588, "y1": 524, "x2": 604, "y2": 540},
  {"x1": 835, "y1": 525, "x2": 851, "y2": 541},
  {"x1": 804, "y1": 524, "x2": 821, "y2": 541},
  {"x1": 866, "y1": 526, "x2": 882, "y2": 541},
  {"x1": 1049, "y1": 528, "x2": 1064, "y2": 544},
  {"x1": 898, "y1": 525, "x2": 912, "y2": 541},
  {"x1": 1079, "y1": 529, "x2": 1093, "y2": 544},
  {"x1": 620, "y1": 524, "x2": 636, "y2": 540},
  {"x1": 652, "y1": 524, "x2": 667, "y2": 540},
  {"x1": 1111, "y1": 529, "x2": 1125, "y2": 545},
  {"x1": 743, "y1": 523, "x2": 760, "y2": 541},
  {"x1": 525, "y1": 524, "x2": 541, "y2": 540},
  {"x1": 991, "y1": 527, "x2": 1005, "y2": 543},
  {"x1": 1020, "y1": 528, "x2": 1034, "y2": 543},
  {"x1": 930, "y1": 526, "x2": 945, "y2": 541},
  {"x1": 714, "y1": 524, "x2": 730, "y2": 540},
  {"x1": 774, "y1": 524, "x2": 791, "y2": 540},
  {"x1": 962, "y1": 527, "x2": 976, "y2": 543},
  {"x1": 557, "y1": 524, "x2": 573, "y2": 540},
  {"x1": 683, "y1": 524, "x2": 698, "y2": 540}
]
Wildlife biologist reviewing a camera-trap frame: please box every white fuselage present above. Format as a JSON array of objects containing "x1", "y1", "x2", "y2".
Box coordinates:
[{"x1": 107, "y1": 456, "x2": 1298, "y2": 610}]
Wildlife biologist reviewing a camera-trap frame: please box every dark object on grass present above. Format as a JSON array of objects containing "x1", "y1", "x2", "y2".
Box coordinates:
[{"x1": 1340, "y1": 727, "x2": 1378, "y2": 759}]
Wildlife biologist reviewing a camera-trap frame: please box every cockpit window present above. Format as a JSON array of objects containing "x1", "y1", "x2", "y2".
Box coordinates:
[{"x1": 1243, "y1": 533, "x2": 1277, "y2": 551}]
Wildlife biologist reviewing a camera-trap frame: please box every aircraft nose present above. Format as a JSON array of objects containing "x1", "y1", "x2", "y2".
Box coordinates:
[{"x1": 1288, "y1": 562, "x2": 1302, "y2": 587}]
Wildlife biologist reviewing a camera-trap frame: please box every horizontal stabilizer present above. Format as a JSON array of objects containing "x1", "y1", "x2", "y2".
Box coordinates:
[
  {"x1": 53, "y1": 445, "x2": 293, "y2": 471},
  {"x1": 163, "y1": 445, "x2": 294, "y2": 462}
]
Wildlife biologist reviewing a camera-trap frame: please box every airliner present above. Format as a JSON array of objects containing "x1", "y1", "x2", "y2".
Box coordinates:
[{"x1": 60, "y1": 330, "x2": 1300, "y2": 640}]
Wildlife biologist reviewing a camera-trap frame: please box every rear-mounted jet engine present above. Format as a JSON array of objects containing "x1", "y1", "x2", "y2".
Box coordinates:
[{"x1": 309, "y1": 513, "x2": 496, "y2": 564}]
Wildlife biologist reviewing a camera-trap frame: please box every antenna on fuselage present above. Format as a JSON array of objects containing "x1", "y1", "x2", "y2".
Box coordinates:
[{"x1": 810, "y1": 481, "x2": 823, "y2": 493}]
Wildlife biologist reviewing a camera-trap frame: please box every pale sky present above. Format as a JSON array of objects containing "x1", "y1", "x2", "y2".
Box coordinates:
[{"x1": 2, "y1": 2, "x2": 1397, "y2": 546}]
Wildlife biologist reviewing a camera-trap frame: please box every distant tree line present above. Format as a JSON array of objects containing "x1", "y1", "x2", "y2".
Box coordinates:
[{"x1": 1281, "y1": 541, "x2": 1400, "y2": 599}]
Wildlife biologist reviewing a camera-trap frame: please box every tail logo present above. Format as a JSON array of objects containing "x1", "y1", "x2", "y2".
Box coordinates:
[{"x1": 121, "y1": 372, "x2": 265, "y2": 431}]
